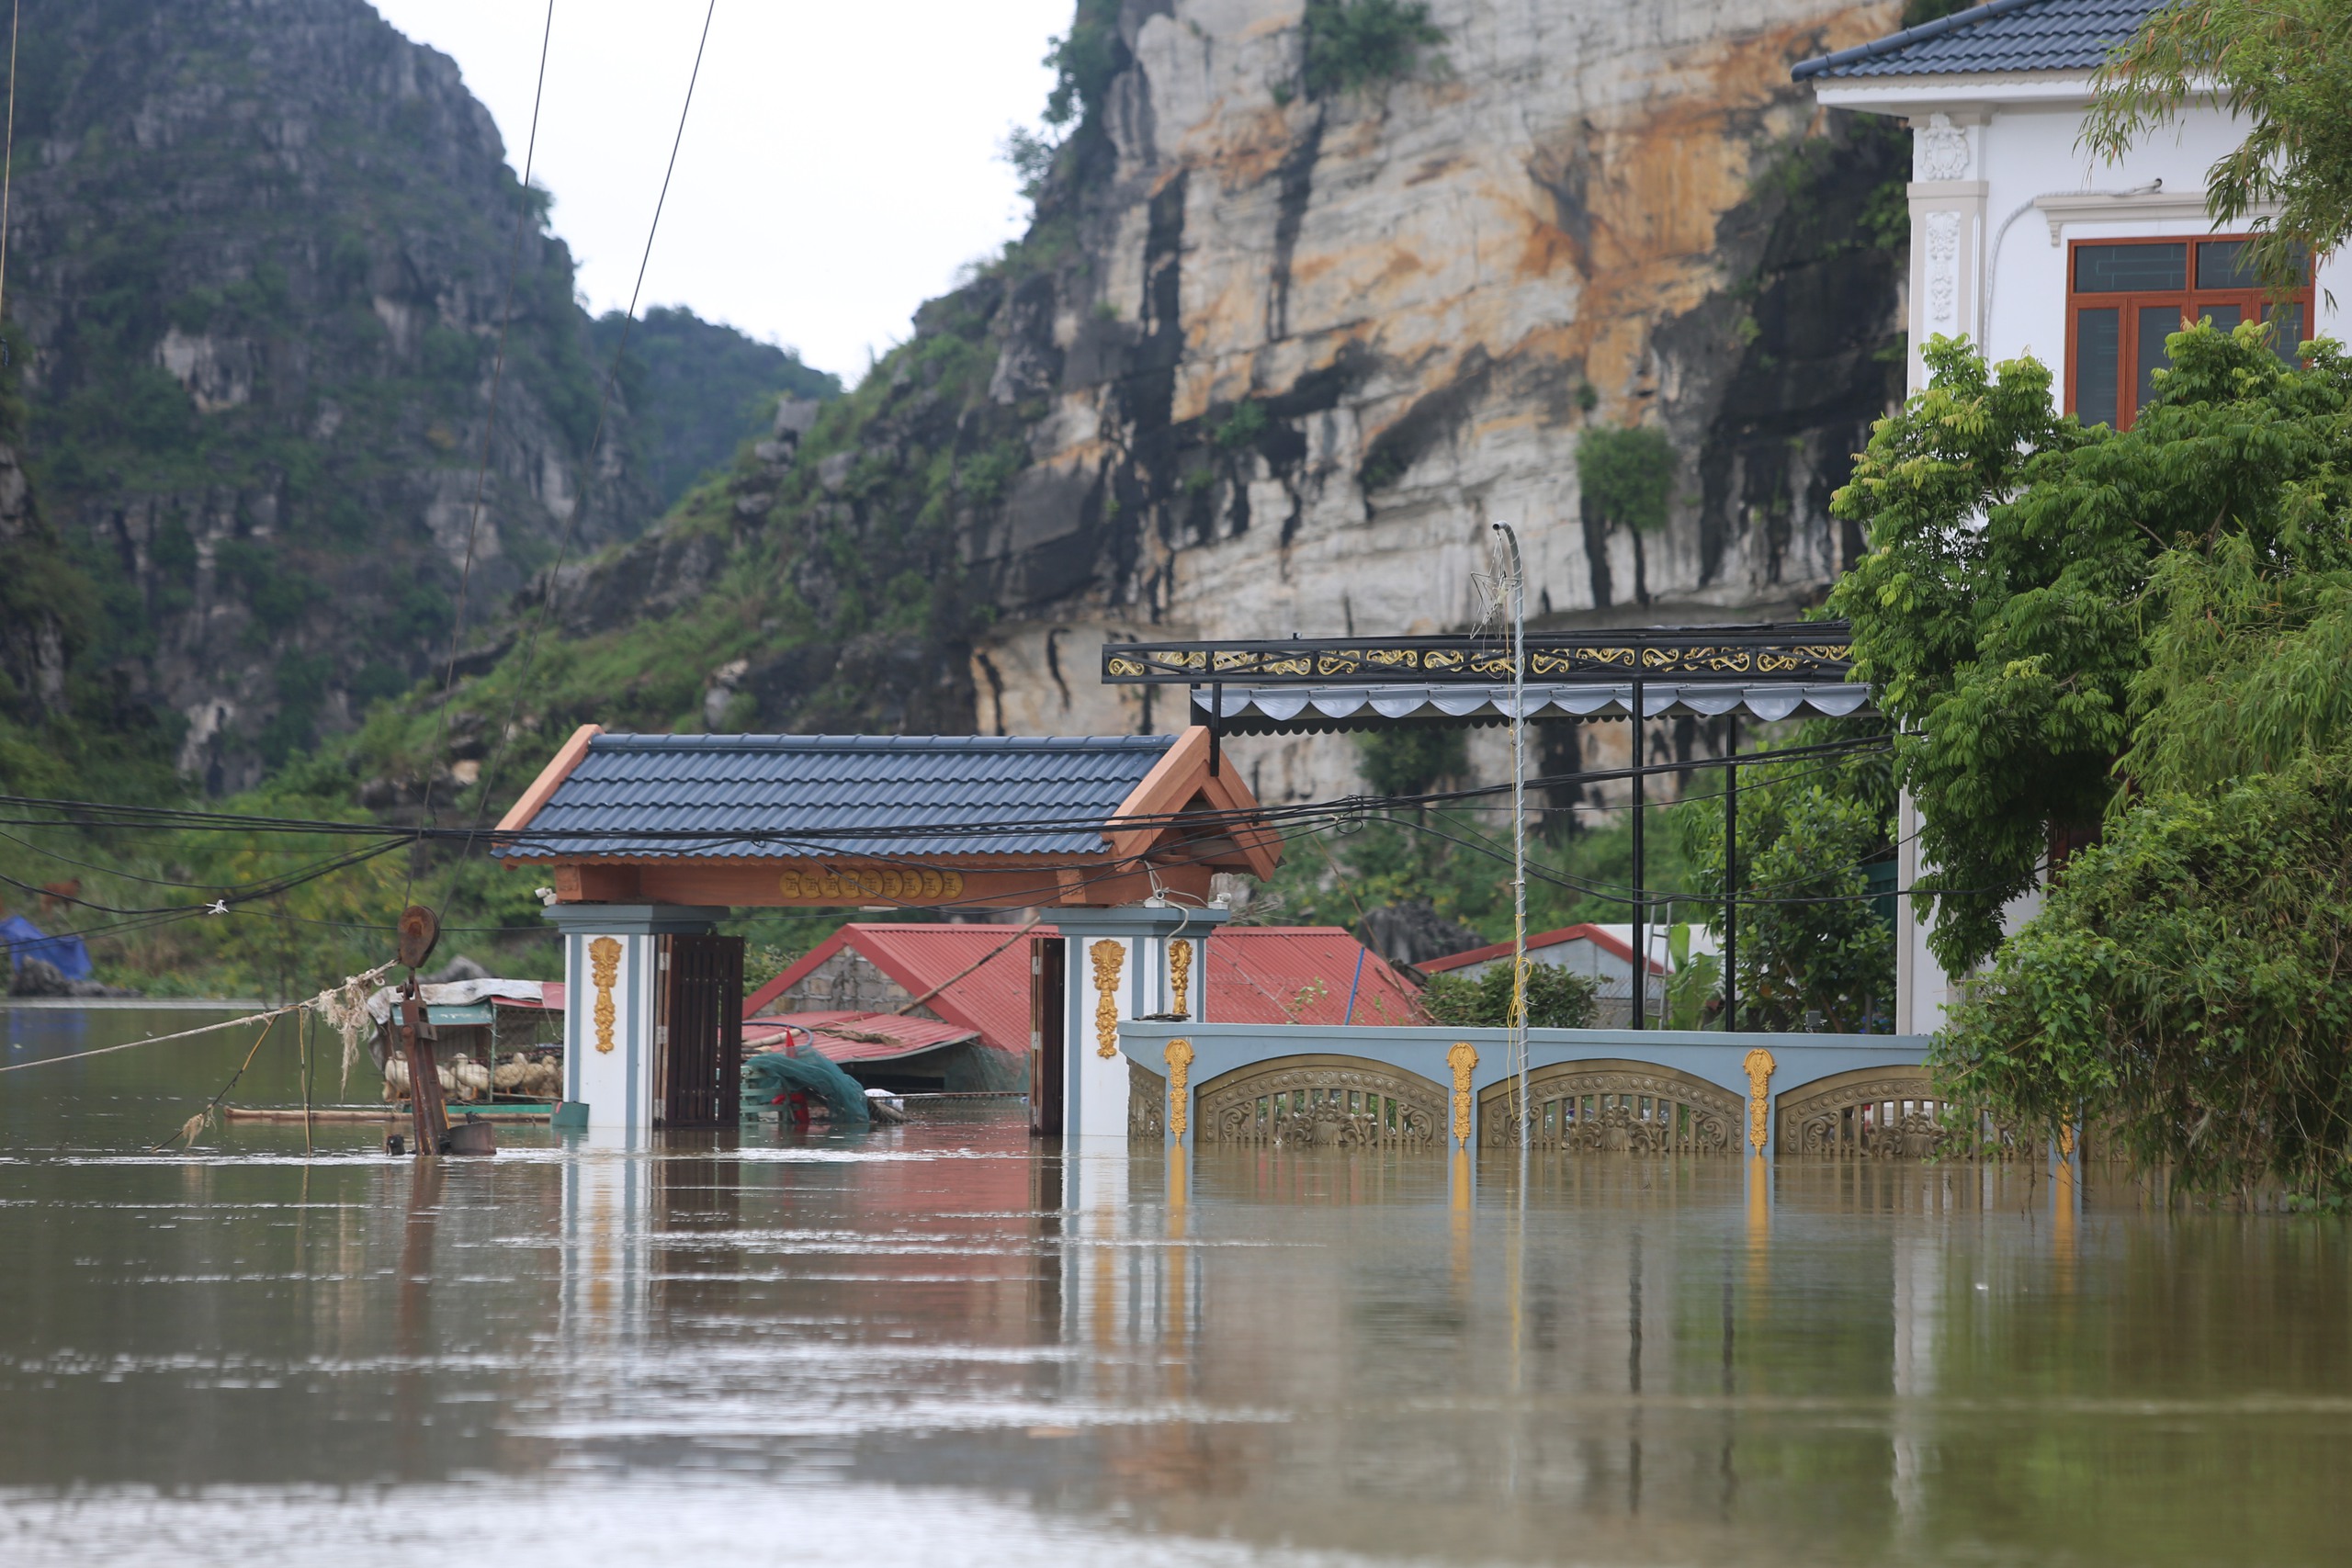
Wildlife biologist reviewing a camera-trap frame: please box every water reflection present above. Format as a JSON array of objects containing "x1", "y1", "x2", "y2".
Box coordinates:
[{"x1": 3, "y1": 1009, "x2": 2352, "y2": 1564}]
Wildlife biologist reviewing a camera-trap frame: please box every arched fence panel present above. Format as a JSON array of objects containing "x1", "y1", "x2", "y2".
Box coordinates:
[
  {"x1": 1776, "y1": 1065, "x2": 2012, "y2": 1161},
  {"x1": 1478, "y1": 1060, "x2": 1742, "y2": 1156},
  {"x1": 1193, "y1": 1055, "x2": 1448, "y2": 1149}
]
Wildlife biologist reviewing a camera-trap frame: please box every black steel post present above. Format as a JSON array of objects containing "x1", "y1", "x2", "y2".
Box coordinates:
[
  {"x1": 1724, "y1": 714, "x2": 1738, "y2": 1032},
  {"x1": 1629, "y1": 679, "x2": 1645, "y2": 1031}
]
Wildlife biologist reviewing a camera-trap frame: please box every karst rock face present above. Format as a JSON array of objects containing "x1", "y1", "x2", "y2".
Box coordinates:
[
  {"x1": 961, "y1": 0, "x2": 1903, "y2": 801},
  {"x1": 4, "y1": 0, "x2": 649, "y2": 794}
]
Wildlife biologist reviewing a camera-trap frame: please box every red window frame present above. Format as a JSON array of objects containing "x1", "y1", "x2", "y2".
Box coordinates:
[{"x1": 2064, "y1": 235, "x2": 2314, "y2": 430}]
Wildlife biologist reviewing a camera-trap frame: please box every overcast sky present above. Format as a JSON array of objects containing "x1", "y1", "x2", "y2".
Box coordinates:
[{"x1": 370, "y1": 1, "x2": 1074, "y2": 381}]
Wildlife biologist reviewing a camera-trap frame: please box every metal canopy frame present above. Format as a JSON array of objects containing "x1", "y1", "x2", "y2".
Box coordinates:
[
  {"x1": 1102, "y1": 621, "x2": 1853, "y2": 686},
  {"x1": 1101, "y1": 621, "x2": 1873, "y2": 1035}
]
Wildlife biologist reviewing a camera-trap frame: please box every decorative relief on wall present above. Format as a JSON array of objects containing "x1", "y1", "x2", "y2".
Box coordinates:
[
  {"x1": 1129, "y1": 1061, "x2": 1167, "y2": 1140},
  {"x1": 1915, "y1": 112, "x2": 1970, "y2": 181},
  {"x1": 1478, "y1": 1064, "x2": 1739, "y2": 1154},
  {"x1": 1196, "y1": 1056, "x2": 1444, "y2": 1147},
  {"x1": 776, "y1": 865, "x2": 965, "y2": 901},
  {"x1": 1742, "y1": 1047, "x2": 1776, "y2": 1153},
  {"x1": 1777, "y1": 1066, "x2": 2005, "y2": 1160},
  {"x1": 1447, "y1": 1041, "x2": 1478, "y2": 1144},
  {"x1": 1167, "y1": 939, "x2": 1193, "y2": 1020},
  {"x1": 1164, "y1": 1038, "x2": 1194, "y2": 1137},
  {"x1": 1926, "y1": 210, "x2": 1961, "y2": 326},
  {"x1": 589, "y1": 937, "x2": 622, "y2": 1055},
  {"x1": 1090, "y1": 940, "x2": 1125, "y2": 1058}
]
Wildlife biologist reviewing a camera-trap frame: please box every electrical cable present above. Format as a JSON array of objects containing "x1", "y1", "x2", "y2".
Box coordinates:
[
  {"x1": 405, "y1": 0, "x2": 562, "y2": 914},
  {"x1": 456, "y1": 0, "x2": 719, "y2": 874}
]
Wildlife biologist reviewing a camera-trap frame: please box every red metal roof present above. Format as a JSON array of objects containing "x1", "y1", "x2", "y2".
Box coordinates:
[
  {"x1": 747, "y1": 923, "x2": 1045, "y2": 1053},
  {"x1": 746, "y1": 921, "x2": 1425, "y2": 1043},
  {"x1": 1419, "y1": 923, "x2": 1663, "y2": 976},
  {"x1": 743, "y1": 1011, "x2": 978, "y2": 1065},
  {"x1": 1204, "y1": 928, "x2": 1427, "y2": 1026}
]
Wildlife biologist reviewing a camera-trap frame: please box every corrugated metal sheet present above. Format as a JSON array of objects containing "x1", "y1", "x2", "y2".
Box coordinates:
[
  {"x1": 1795, "y1": 0, "x2": 2157, "y2": 80},
  {"x1": 508, "y1": 733, "x2": 1173, "y2": 860},
  {"x1": 743, "y1": 1011, "x2": 978, "y2": 1064},
  {"x1": 748, "y1": 922, "x2": 1427, "y2": 1046},
  {"x1": 1206, "y1": 929, "x2": 1427, "y2": 1027}
]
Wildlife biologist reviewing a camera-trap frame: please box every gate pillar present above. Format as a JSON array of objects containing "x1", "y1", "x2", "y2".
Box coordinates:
[
  {"x1": 541, "y1": 903, "x2": 729, "y2": 1141},
  {"x1": 1054, "y1": 902, "x2": 1227, "y2": 1141}
]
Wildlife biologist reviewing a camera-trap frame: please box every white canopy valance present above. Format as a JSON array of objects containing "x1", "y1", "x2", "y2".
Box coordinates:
[{"x1": 1196, "y1": 682, "x2": 1872, "y2": 729}]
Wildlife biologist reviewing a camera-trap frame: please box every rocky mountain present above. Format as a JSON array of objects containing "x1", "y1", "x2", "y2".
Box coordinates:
[
  {"x1": 0, "y1": 0, "x2": 822, "y2": 797},
  {"x1": 491, "y1": 0, "x2": 1906, "y2": 810}
]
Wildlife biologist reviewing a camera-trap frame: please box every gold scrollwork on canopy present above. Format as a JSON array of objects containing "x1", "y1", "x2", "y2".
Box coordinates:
[
  {"x1": 589, "y1": 936, "x2": 622, "y2": 1055},
  {"x1": 1365, "y1": 647, "x2": 1418, "y2": 668},
  {"x1": 1164, "y1": 1038, "x2": 1194, "y2": 1137},
  {"x1": 777, "y1": 866, "x2": 965, "y2": 902},
  {"x1": 1422, "y1": 649, "x2": 1464, "y2": 671},
  {"x1": 1090, "y1": 940, "x2": 1125, "y2": 1059},
  {"x1": 1317, "y1": 651, "x2": 1363, "y2": 675},
  {"x1": 1105, "y1": 656, "x2": 1148, "y2": 676},
  {"x1": 1743, "y1": 1047, "x2": 1776, "y2": 1154}
]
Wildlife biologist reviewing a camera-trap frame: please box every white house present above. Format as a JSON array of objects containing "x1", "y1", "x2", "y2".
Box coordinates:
[
  {"x1": 1419, "y1": 923, "x2": 1720, "y2": 1028},
  {"x1": 1797, "y1": 0, "x2": 2351, "y2": 1032}
]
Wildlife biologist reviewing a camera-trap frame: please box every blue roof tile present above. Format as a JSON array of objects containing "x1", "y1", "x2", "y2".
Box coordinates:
[
  {"x1": 1793, "y1": 0, "x2": 2161, "y2": 80},
  {"x1": 506, "y1": 732, "x2": 1176, "y2": 861}
]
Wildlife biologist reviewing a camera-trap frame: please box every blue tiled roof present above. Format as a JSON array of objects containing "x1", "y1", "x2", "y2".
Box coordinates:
[
  {"x1": 1793, "y1": 0, "x2": 2162, "y2": 80},
  {"x1": 506, "y1": 733, "x2": 1176, "y2": 860}
]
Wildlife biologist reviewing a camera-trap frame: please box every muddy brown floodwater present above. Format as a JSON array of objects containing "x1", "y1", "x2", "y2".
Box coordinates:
[{"x1": 5, "y1": 1006, "x2": 2351, "y2": 1566}]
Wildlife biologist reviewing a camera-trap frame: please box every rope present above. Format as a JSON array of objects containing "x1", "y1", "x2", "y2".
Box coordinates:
[
  {"x1": 157, "y1": 1010, "x2": 277, "y2": 1152},
  {"x1": 0, "y1": 964, "x2": 390, "y2": 1077}
]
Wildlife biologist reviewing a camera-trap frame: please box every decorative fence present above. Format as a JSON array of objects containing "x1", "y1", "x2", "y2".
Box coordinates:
[{"x1": 1116, "y1": 1022, "x2": 1970, "y2": 1162}]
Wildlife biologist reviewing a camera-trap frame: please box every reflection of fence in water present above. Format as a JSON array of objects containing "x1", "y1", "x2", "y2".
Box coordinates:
[{"x1": 1478, "y1": 1063, "x2": 1741, "y2": 1155}]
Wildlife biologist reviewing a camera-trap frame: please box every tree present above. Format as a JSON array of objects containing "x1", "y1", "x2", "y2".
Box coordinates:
[
  {"x1": 1421, "y1": 960, "x2": 1600, "y2": 1030},
  {"x1": 1826, "y1": 327, "x2": 2352, "y2": 973},
  {"x1": 1675, "y1": 728, "x2": 1896, "y2": 1032},
  {"x1": 1939, "y1": 751, "x2": 2352, "y2": 1201},
  {"x1": 2085, "y1": 0, "x2": 2352, "y2": 293}
]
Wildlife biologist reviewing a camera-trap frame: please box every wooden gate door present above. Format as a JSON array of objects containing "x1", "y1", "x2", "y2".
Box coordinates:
[
  {"x1": 657, "y1": 933, "x2": 744, "y2": 1127},
  {"x1": 1029, "y1": 933, "x2": 1065, "y2": 1137}
]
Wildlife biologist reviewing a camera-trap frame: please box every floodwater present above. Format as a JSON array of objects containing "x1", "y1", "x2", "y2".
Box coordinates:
[{"x1": 5, "y1": 1008, "x2": 2351, "y2": 1566}]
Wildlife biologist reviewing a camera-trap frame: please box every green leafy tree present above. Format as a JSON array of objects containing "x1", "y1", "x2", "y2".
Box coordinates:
[
  {"x1": 1825, "y1": 326, "x2": 2352, "y2": 973},
  {"x1": 1675, "y1": 730, "x2": 1896, "y2": 1032},
  {"x1": 1422, "y1": 959, "x2": 1600, "y2": 1030},
  {"x1": 1939, "y1": 751, "x2": 2352, "y2": 1201},
  {"x1": 2085, "y1": 0, "x2": 2352, "y2": 292}
]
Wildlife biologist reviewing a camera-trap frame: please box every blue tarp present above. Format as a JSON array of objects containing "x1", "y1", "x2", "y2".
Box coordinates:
[{"x1": 1, "y1": 914, "x2": 93, "y2": 981}]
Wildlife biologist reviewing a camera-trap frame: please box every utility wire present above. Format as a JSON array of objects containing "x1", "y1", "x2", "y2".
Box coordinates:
[
  {"x1": 459, "y1": 0, "x2": 719, "y2": 868},
  {"x1": 406, "y1": 0, "x2": 561, "y2": 912}
]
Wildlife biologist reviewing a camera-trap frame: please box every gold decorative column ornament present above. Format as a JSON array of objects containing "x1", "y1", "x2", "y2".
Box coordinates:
[
  {"x1": 1742, "y1": 1046, "x2": 1775, "y2": 1154},
  {"x1": 1164, "y1": 1038, "x2": 1194, "y2": 1137},
  {"x1": 1168, "y1": 939, "x2": 1193, "y2": 1020},
  {"x1": 1447, "y1": 1041, "x2": 1478, "y2": 1144},
  {"x1": 1090, "y1": 940, "x2": 1125, "y2": 1058},
  {"x1": 589, "y1": 937, "x2": 622, "y2": 1054}
]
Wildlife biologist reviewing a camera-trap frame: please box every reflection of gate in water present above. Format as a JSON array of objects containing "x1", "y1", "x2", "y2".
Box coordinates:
[
  {"x1": 1193, "y1": 1055, "x2": 1445, "y2": 1147},
  {"x1": 1476, "y1": 1061, "x2": 1740, "y2": 1154},
  {"x1": 1777, "y1": 1066, "x2": 2003, "y2": 1160}
]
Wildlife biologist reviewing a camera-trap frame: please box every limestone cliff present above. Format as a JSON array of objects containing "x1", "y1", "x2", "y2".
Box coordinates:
[
  {"x1": 966, "y1": 0, "x2": 1907, "y2": 801},
  {"x1": 0, "y1": 0, "x2": 827, "y2": 799},
  {"x1": 419, "y1": 0, "x2": 1909, "y2": 821}
]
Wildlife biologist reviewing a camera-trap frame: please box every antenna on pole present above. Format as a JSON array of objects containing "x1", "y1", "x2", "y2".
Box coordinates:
[{"x1": 1490, "y1": 523, "x2": 1530, "y2": 1169}]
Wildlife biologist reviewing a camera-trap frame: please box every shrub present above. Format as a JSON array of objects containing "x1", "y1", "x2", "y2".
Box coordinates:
[
  {"x1": 1576, "y1": 426, "x2": 1675, "y2": 532},
  {"x1": 1423, "y1": 960, "x2": 1600, "y2": 1030},
  {"x1": 1302, "y1": 0, "x2": 1447, "y2": 97}
]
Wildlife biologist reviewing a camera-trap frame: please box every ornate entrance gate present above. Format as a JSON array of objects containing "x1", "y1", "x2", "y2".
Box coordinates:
[
  {"x1": 1190, "y1": 1055, "x2": 1447, "y2": 1147},
  {"x1": 1775, "y1": 1065, "x2": 1991, "y2": 1160},
  {"x1": 654, "y1": 933, "x2": 743, "y2": 1127},
  {"x1": 1476, "y1": 1060, "x2": 1741, "y2": 1154}
]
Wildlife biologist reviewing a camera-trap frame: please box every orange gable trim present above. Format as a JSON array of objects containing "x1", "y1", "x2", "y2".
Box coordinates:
[{"x1": 495, "y1": 723, "x2": 603, "y2": 834}]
